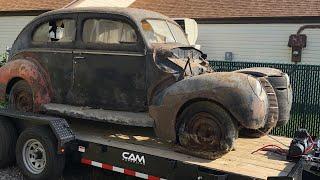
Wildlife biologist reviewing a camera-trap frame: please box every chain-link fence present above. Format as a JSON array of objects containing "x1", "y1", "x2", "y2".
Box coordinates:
[{"x1": 210, "y1": 61, "x2": 320, "y2": 138}]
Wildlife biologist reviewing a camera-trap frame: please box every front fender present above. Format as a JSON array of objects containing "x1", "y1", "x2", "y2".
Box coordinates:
[
  {"x1": 149, "y1": 72, "x2": 268, "y2": 141},
  {"x1": 235, "y1": 67, "x2": 292, "y2": 127},
  {"x1": 234, "y1": 67, "x2": 284, "y2": 77},
  {"x1": 0, "y1": 59, "x2": 52, "y2": 111}
]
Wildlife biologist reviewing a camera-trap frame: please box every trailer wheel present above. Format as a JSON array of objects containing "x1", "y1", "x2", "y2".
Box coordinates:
[
  {"x1": 8, "y1": 80, "x2": 34, "y2": 112},
  {"x1": 0, "y1": 117, "x2": 18, "y2": 168},
  {"x1": 177, "y1": 101, "x2": 238, "y2": 155},
  {"x1": 16, "y1": 127, "x2": 65, "y2": 180}
]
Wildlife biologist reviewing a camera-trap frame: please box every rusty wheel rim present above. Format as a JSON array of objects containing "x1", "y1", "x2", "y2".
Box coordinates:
[
  {"x1": 9, "y1": 83, "x2": 33, "y2": 112},
  {"x1": 184, "y1": 112, "x2": 222, "y2": 150}
]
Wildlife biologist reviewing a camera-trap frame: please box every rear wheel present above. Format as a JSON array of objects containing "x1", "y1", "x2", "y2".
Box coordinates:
[
  {"x1": 177, "y1": 102, "x2": 238, "y2": 158},
  {"x1": 16, "y1": 127, "x2": 65, "y2": 180},
  {"x1": 8, "y1": 80, "x2": 34, "y2": 112},
  {"x1": 0, "y1": 117, "x2": 18, "y2": 168}
]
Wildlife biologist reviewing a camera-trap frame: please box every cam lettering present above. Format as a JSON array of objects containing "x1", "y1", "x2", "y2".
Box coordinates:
[{"x1": 122, "y1": 152, "x2": 145, "y2": 165}]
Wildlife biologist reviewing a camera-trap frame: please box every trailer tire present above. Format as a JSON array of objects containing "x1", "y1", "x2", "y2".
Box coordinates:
[
  {"x1": 0, "y1": 117, "x2": 18, "y2": 168},
  {"x1": 16, "y1": 126, "x2": 65, "y2": 180},
  {"x1": 177, "y1": 101, "x2": 238, "y2": 157}
]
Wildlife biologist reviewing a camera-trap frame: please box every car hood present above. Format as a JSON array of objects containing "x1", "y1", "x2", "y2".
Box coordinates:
[{"x1": 150, "y1": 43, "x2": 211, "y2": 76}]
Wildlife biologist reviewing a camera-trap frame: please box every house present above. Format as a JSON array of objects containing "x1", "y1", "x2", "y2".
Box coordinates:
[
  {"x1": 129, "y1": 0, "x2": 320, "y2": 65},
  {"x1": 1, "y1": 0, "x2": 320, "y2": 64},
  {"x1": 0, "y1": 0, "x2": 73, "y2": 54}
]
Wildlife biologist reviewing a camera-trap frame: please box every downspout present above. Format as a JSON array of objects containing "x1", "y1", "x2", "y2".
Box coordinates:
[
  {"x1": 288, "y1": 25, "x2": 320, "y2": 63},
  {"x1": 297, "y1": 25, "x2": 320, "y2": 35}
]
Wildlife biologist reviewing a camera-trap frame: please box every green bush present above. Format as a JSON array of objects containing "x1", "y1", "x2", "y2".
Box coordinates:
[{"x1": 0, "y1": 101, "x2": 7, "y2": 109}]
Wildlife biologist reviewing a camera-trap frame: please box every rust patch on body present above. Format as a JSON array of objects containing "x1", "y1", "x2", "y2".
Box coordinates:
[{"x1": 0, "y1": 58, "x2": 52, "y2": 111}]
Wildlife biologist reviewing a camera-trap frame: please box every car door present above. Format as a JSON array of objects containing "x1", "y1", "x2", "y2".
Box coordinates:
[
  {"x1": 70, "y1": 13, "x2": 147, "y2": 112},
  {"x1": 29, "y1": 13, "x2": 77, "y2": 103}
]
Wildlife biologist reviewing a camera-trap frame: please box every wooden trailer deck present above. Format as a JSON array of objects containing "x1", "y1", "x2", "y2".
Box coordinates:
[{"x1": 70, "y1": 119, "x2": 296, "y2": 180}]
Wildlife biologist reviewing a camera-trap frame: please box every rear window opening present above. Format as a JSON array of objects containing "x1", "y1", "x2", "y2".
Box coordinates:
[{"x1": 33, "y1": 19, "x2": 76, "y2": 43}]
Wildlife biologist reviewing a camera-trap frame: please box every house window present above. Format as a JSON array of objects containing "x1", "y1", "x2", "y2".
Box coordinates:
[
  {"x1": 33, "y1": 19, "x2": 76, "y2": 42},
  {"x1": 82, "y1": 19, "x2": 137, "y2": 44}
]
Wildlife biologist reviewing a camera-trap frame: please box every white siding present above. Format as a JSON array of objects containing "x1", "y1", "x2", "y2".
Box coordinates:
[
  {"x1": 0, "y1": 16, "x2": 35, "y2": 53},
  {"x1": 197, "y1": 24, "x2": 320, "y2": 65}
]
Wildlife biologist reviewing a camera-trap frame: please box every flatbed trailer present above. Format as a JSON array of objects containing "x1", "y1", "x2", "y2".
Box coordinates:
[
  {"x1": 70, "y1": 120, "x2": 299, "y2": 180},
  {"x1": 0, "y1": 110, "x2": 301, "y2": 180}
]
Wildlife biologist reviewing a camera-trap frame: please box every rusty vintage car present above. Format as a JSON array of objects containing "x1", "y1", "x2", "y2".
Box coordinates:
[{"x1": 0, "y1": 7, "x2": 292, "y2": 159}]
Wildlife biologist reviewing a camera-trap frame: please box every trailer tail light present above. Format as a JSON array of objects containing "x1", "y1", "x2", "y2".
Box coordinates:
[{"x1": 78, "y1": 146, "x2": 86, "y2": 153}]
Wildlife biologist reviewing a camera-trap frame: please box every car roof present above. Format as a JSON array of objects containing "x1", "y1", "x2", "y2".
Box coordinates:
[{"x1": 38, "y1": 7, "x2": 173, "y2": 23}]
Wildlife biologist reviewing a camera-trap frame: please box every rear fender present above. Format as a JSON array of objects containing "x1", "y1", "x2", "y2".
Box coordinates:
[
  {"x1": 0, "y1": 59, "x2": 52, "y2": 111},
  {"x1": 149, "y1": 72, "x2": 268, "y2": 141}
]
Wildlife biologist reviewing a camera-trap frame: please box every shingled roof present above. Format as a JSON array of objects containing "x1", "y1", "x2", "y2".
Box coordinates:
[
  {"x1": 130, "y1": 0, "x2": 320, "y2": 19},
  {"x1": 0, "y1": 0, "x2": 73, "y2": 12},
  {"x1": 0, "y1": 0, "x2": 320, "y2": 19}
]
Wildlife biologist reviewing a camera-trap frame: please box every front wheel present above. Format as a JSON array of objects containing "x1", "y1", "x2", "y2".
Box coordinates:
[
  {"x1": 16, "y1": 127, "x2": 65, "y2": 180},
  {"x1": 177, "y1": 102, "x2": 238, "y2": 159}
]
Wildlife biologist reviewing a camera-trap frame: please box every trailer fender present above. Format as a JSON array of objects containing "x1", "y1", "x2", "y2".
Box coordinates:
[
  {"x1": 149, "y1": 72, "x2": 269, "y2": 141},
  {"x1": 0, "y1": 59, "x2": 52, "y2": 111},
  {"x1": 0, "y1": 109, "x2": 75, "y2": 154}
]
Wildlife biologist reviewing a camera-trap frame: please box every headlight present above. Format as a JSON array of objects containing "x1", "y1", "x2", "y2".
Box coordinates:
[
  {"x1": 254, "y1": 81, "x2": 263, "y2": 96},
  {"x1": 248, "y1": 76, "x2": 263, "y2": 97},
  {"x1": 284, "y1": 73, "x2": 290, "y2": 87}
]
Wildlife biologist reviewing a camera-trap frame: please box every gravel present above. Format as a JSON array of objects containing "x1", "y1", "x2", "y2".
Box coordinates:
[{"x1": 0, "y1": 167, "x2": 23, "y2": 180}]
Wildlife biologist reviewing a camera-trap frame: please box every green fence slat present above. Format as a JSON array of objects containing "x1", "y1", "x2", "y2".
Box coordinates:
[{"x1": 209, "y1": 61, "x2": 320, "y2": 138}]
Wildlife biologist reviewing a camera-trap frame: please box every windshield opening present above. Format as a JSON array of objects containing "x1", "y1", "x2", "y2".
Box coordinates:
[{"x1": 141, "y1": 19, "x2": 189, "y2": 46}]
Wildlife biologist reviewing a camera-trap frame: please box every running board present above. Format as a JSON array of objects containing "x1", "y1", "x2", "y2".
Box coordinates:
[{"x1": 41, "y1": 103, "x2": 154, "y2": 127}]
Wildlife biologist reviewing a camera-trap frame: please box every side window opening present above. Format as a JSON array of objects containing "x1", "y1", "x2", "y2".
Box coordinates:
[
  {"x1": 33, "y1": 19, "x2": 76, "y2": 43},
  {"x1": 83, "y1": 19, "x2": 137, "y2": 44}
]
